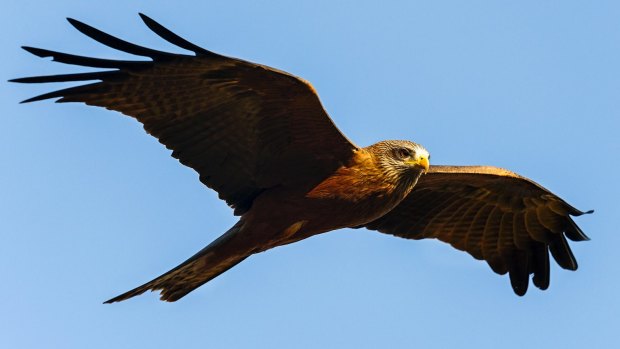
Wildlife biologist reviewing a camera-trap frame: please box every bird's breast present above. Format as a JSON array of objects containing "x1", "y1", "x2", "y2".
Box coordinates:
[{"x1": 304, "y1": 160, "x2": 411, "y2": 228}]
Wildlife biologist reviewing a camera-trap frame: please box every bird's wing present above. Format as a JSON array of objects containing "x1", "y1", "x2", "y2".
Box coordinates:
[
  {"x1": 362, "y1": 165, "x2": 592, "y2": 295},
  {"x1": 12, "y1": 14, "x2": 358, "y2": 215}
]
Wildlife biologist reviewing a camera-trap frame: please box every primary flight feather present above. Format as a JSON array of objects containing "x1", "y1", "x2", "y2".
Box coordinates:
[{"x1": 12, "y1": 14, "x2": 591, "y2": 302}]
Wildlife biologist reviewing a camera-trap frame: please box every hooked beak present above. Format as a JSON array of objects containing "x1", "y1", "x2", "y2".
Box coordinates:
[{"x1": 412, "y1": 155, "x2": 430, "y2": 173}]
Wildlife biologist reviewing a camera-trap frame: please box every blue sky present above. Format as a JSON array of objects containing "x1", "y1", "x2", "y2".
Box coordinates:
[{"x1": 2, "y1": 1, "x2": 618, "y2": 348}]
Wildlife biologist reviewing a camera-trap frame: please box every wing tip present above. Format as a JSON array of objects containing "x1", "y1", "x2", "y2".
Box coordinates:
[
  {"x1": 66, "y1": 17, "x2": 94, "y2": 36},
  {"x1": 509, "y1": 276, "x2": 529, "y2": 297},
  {"x1": 533, "y1": 278, "x2": 550, "y2": 291},
  {"x1": 571, "y1": 208, "x2": 594, "y2": 216},
  {"x1": 137, "y1": 12, "x2": 214, "y2": 56},
  {"x1": 565, "y1": 217, "x2": 591, "y2": 242},
  {"x1": 66, "y1": 17, "x2": 79, "y2": 26},
  {"x1": 21, "y1": 45, "x2": 48, "y2": 57},
  {"x1": 512, "y1": 284, "x2": 528, "y2": 297},
  {"x1": 19, "y1": 95, "x2": 50, "y2": 104}
]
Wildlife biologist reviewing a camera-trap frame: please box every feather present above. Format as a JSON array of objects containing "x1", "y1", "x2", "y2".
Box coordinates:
[
  {"x1": 509, "y1": 249, "x2": 530, "y2": 296},
  {"x1": 19, "y1": 83, "x2": 102, "y2": 103},
  {"x1": 565, "y1": 218, "x2": 591, "y2": 241},
  {"x1": 138, "y1": 13, "x2": 217, "y2": 57},
  {"x1": 67, "y1": 17, "x2": 176, "y2": 60},
  {"x1": 9, "y1": 71, "x2": 122, "y2": 84},
  {"x1": 549, "y1": 234, "x2": 578, "y2": 270},
  {"x1": 531, "y1": 242, "x2": 550, "y2": 290},
  {"x1": 21, "y1": 46, "x2": 148, "y2": 69}
]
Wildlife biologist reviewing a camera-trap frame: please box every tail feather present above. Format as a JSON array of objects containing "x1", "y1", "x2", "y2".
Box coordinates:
[{"x1": 105, "y1": 221, "x2": 249, "y2": 303}]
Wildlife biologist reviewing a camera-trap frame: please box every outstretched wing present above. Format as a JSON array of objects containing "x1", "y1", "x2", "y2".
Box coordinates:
[
  {"x1": 12, "y1": 14, "x2": 358, "y2": 214},
  {"x1": 362, "y1": 165, "x2": 592, "y2": 296}
]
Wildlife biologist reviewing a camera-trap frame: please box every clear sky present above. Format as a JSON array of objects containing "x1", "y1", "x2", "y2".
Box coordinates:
[{"x1": 2, "y1": 1, "x2": 618, "y2": 348}]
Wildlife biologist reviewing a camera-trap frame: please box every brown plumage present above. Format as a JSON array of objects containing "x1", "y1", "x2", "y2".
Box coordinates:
[
  {"x1": 11, "y1": 14, "x2": 591, "y2": 302},
  {"x1": 362, "y1": 166, "x2": 591, "y2": 295}
]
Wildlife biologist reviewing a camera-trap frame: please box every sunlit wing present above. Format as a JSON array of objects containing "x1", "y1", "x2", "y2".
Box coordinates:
[
  {"x1": 12, "y1": 13, "x2": 358, "y2": 214},
  {"x1": 362, "y1": 165, "x2": 592, "y2": 295}
]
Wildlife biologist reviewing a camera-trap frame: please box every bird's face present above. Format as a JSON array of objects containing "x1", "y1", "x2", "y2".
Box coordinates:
[
  {"x1": 371, "y1": 140, "x2": 430, "y2": 183},
  {"x1": 392, "y1": 143, "x2": 430, "y2": 174}
]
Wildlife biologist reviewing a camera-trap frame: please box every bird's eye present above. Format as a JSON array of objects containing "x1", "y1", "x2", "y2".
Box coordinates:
[{"x1": 396, "y1": 148, "x2": 412, "y2": 159}]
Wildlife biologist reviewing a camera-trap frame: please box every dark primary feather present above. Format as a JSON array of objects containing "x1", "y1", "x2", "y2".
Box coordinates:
[
  {"x1": 10, "y1": 70, "x2": 122, "y2": 84},
  {"x1": 137, "y1": 13, "x2": 216, "y2": 56},
  {"x1": 19, "y1": 46, "x2": 150, "y2": 69},
  {"x1": 18, "y1": 83, "x2": 103, "y2": 104},
  {"x1": 12, "y1": 14, "x2": 358, "y2": 215},
  {"x1": 66, "y1": 17, "x2": 177, "y2": 60},
  {"x1": 363, "y1": 165, "x2": 591, "y2": 296}
]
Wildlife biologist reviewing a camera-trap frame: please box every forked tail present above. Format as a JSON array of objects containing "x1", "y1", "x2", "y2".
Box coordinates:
[{"x1": 105, "y1": 221, "x2": 249, "y2": 303}]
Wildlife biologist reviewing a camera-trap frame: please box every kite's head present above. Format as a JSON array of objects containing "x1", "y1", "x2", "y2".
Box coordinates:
[{"x1": 368, "y1": 140, "x2": 430, "y2": 185}]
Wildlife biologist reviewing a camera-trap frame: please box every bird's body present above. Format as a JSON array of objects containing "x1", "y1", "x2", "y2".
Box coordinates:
[
  {"x1": 107, "y1": 141, "x2": 429, "y2": 302},
  {"x1": 12, "y1": 14, "x2": 591, "y2": 302}
]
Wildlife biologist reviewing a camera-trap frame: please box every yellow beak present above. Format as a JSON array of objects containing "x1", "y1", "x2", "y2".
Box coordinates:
[{"x1": 413, "y1": 155, "x2": 430, "y2": 173}]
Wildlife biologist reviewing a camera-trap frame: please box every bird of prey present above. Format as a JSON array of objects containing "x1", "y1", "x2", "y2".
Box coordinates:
[{"x1": 12, "y1": 14, "x2": 592, "y2": 303}]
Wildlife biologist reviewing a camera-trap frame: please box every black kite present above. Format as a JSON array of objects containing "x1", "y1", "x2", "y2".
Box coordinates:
[{"x1": 11, "y1": 14, "x2": 592, "y2": 302}]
